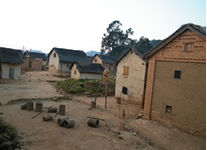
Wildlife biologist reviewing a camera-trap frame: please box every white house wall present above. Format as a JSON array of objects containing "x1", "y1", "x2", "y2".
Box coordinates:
[
  {"x1": 1, "y1": 63, "x2": 21, "y2": 79},
  {"x1": 49, "y1": 50, "x2": 60, "y2": 72},
  {"x1": 59, "y1": 62, "x2": 70, "y2": 73},
  {"x1": 115, "y1": 50, "x2": 146, "y2": 105},
  {"x1": 71, "y1": 64, "x2": 80, "y2": 79},
  {"x1": 80, "y1": 73, "x2": 102, "y2": 79}
]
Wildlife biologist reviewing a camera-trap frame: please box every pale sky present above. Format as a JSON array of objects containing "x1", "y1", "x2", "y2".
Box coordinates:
[{"x1": 0, "y1": 0, "x2": 205, "y2": 53}]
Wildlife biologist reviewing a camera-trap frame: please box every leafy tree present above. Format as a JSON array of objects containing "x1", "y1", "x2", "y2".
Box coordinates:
[
  {"x1": 133, "y1": 36, "x2": 153, "y2": 55},
  {"x1": 101, "y1": 20, "x2": 134, "y2": 57}
]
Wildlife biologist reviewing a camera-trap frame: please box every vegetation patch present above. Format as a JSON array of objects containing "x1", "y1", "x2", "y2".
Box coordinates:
[
  {"x1": 57, "y1": 78, "x2": 115, "y2": 96},
  {"x1": 0, "y1": 118, "x2": 20, "y2": 149}
]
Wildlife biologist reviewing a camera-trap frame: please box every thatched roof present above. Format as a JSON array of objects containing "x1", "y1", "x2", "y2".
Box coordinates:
[
  {"x1": 114, "y1": 48, "x2": 144, "y2": 65},
  {"x1": 0, "y1": 47, "x2": 23, "y2": 64},
  {"x1": 24, "y1": 51, "x2": 47, "y2": 61},
  {"x1": 70, "y1": 63, "x2": 104, "y2": 74},
  {"x1": 49, "y1": 47, "x2": 91, "y2": 63},
  {"x1": 93, "y1": 54, "x2": 117, "y2": 64},
  {"x1": 143, "y1": 23, "x2": 206, "y2": 59}
]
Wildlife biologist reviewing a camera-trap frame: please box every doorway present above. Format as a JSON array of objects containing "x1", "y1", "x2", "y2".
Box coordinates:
[{"x1": 9, "y1": 68, "x2": 15, "y2": 79}]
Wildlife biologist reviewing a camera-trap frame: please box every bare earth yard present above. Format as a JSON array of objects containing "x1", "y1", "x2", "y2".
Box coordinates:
[{"x1": 0, "y1": 71, "x2": 205, "y2": 150}]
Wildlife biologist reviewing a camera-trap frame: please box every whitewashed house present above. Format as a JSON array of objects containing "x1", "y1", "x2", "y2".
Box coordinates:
[
  {"x1": 70, "y1": 63, "x2": 104, "y2": 80},
  {"x1": 0, "y1": 47, "x2": 23, "y2": 79},
  {"x1": 114, "y1": 48, "x2": 147, "y2": 105},
  {"x1": 48, "y1": 47, "x2": 91, "y2": 75}
]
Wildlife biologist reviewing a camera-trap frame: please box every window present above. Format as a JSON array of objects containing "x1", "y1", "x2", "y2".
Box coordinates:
[
  {"x1": 53, "y1": 53, "x2": 56, "y2": 58},
  {"x1": 165, "y1": 105, "x2": 172, "y2": 114},
  {"x1": 94, "y1": 59, "x2": 97, "y2": 62},
  {"x1": 184, "y1": 43, "x2": 192, "y2": 52},
  {"x1": 74, "y1": 70, "x2": 76, "y2": 74},
  {"x1": 174, "y1": 70, "x2": 181, "y2": 79},
  {"x1": 123, "y1": 66, "x2": 129, "y2": 75},
  {"x1": 122, "y1": 87, "x2": 128, "y2": 95}
]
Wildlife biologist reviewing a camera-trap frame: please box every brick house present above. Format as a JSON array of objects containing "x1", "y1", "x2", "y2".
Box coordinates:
[
  {"x1": 91, "y1": 54, "x2": 117, "y2": 72},
  {"x1": 21, "y1": 51, "x2": 47, "y2": 71},
  {"x1": 114, "y1": 48, "x2": 147, "y2": 105},
  {"x1": 143, "y1": 24, "x2": 206, "y2": 137}
]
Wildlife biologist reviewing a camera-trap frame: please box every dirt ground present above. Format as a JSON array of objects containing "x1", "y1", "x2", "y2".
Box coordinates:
[{"x1": 0, "y1": 71, "x2": 205, "y2": 150}]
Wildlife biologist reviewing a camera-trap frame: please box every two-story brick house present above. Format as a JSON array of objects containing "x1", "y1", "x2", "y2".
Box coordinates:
[{"x1": 143, "y1": 24, "x2": 206, "y2": 137}]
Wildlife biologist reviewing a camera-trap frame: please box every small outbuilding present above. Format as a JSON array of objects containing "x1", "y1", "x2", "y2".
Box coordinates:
[
  {"x1": 91, "y1": 54, "x2": 117, "y2": 72},
  {"x1": 114, "y1": 48, "x2": 147, "y2": 105},
  {"x1": 0, "y1": 47, "x2": 23, "y2": 79},
  {"x1": 21, "y1": 51, "x2": 47, "y2": 71},
  {"x1": 70, "y1": 63, "x2": 104, "y2": 80}
]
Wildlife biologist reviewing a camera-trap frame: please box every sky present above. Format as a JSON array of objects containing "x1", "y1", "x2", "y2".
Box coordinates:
[{"x1": 0, "y1": 0, "x2": 205, "y2": 53}]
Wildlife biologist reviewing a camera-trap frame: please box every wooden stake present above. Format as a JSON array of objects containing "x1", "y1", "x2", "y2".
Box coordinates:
[
  {"x1": 94, "y1": 78, "x2": 103, "y2": 102},
  {"x1": 105, "y1": 83, "x2": 108, "y2": 109}
]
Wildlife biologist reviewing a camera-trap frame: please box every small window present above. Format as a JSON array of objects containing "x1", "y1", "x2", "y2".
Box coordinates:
[
  {"x1": 94, "y1": 59, "x2": 97, "y2": 62},
  {"x1": 184, "y1": 43, "x2": 192, "y2": 52},
  {"x1": 123, "y1": 66, "x2": 129, "y2": 75},
  {"x1": 165, "y1": 105, "x2": 172, "y2": 114},
  {"x1": 74, "y1": 70, "x2": 76, "y2": 74},
  {"x1": 122, "y1": 87, "x2": 128, "y2": 95},
  {"x1": 53, "y1": 53, "x2": 56, "y2": 58},
  {"x1": 174, "y1": 70, "x2": 181, "y2": 79}
]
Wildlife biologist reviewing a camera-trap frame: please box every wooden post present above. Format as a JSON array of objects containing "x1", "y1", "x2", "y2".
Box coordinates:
[{"x1": 105, "y1": 83, "x2": 108, "y2": 109}]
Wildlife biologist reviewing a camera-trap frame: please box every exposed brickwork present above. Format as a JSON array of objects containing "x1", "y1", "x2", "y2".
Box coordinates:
[{"x1": 143, "y1": 28, "x2": 206, "y2": 137}]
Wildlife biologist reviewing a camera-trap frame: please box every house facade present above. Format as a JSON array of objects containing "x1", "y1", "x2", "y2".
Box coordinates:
[
  {"x1": 114, "y1": 48, "x2": 146, "y2": 105},
  {"x1": 70, "y1": 63, "x2": 104, "y2": 80},
  {"x1": 21, "y1": 51, "x2": 47, "y2": 71},
  {"x1": 48, "y1": 47, "x2": 91, "y2": 74},
  {"x1": 92, "y1": 54, "x2": 116, "y2": 72},
  {"x1": 0, "y1": 47, "x2": 23, "y2": 79},
  {"x1": 143, "y1": 24, "x2": 206, "y2": 137}
]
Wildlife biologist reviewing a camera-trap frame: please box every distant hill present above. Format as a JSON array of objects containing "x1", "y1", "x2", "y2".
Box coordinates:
[
  {"x1": 86, "y1": 50, "x2": 101, "y2": 56},
  {"x1": 30, "y1": 49, "x2": 44, "y2": 53}
]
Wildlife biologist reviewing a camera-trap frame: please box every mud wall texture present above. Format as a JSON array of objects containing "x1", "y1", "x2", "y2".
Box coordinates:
[
  {"x1": 143, "y1": 29, "x2": 206, "y2": 137},
  {"x1": 115, "y1": 50, "x2": 146, "y2": 105}
]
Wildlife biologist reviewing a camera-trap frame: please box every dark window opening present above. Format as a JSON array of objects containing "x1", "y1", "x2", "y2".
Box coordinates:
[
  {"x1": 29, "y1": 61, "x2": 32, "y2": 68},
  {"x1": 74, "y1": 70, "x2": 76, "y2": 74},
  {"x1": 54, "y1": 53, "x2": 56, "y2": 58},
  {"x1": 122, "y1": 87, "x2": 128, "y2": 95},
  {"x1": 174, "y1": 70, "x2": 181, "y2": 79},
  {"x1": 165, "y1": 105, "x2": 172, "y2": 114}
]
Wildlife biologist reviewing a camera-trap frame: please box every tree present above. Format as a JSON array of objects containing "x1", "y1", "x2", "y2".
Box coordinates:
[
  {"x1": 133, "y1": 36, "x2": 153, "y2": 55},
  {"x1": 101, "y1": 20, "x2": 134, "y2": 57}
]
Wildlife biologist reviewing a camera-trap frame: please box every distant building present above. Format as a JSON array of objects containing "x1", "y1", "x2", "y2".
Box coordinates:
[
  {"x1": 114, "y1": 48, "x2": 146, "y2": 105},
  {"x1": 91, "y1": 54, "x2": 117, "y2": 72},
  {"x1": 48, "y1": 47, "x2": 91, "y2": 75},
  {"x1": 143, "y1": 24, "x2": 206, "y2": 137},
  {"x1": 0, "y1": 47, "x2": 23, "y2": 79},
  {"x1": 21, "y1": 51, "x2": 47, "y2": 71},
  {"x1": 70, "y1": 63, "x2": 104, "y2": 80}
]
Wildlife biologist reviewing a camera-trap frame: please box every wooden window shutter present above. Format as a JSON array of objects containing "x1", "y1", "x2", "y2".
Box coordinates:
[{"x1": 124, "y1": 66, "x2": 129, "y2": 75}]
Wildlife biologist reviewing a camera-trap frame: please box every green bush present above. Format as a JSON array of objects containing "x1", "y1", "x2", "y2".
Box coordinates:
[{"x1": 57, "y1": 78, "x2": 115, "y2": 95}]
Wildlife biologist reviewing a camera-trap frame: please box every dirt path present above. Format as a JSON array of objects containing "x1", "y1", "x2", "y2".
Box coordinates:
[{"x1": 0, "y1": 71, "x2": 205, "y2": 150}]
